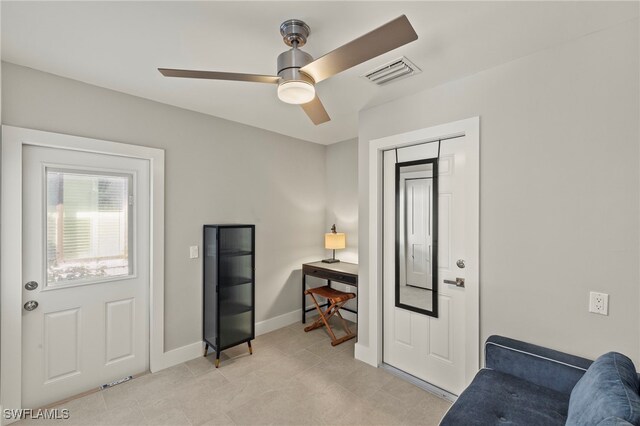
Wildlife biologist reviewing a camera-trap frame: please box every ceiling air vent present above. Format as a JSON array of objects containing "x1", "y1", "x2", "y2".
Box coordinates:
[{"x1": 362, "y1": 57, "x2": 421, "y2": 86}]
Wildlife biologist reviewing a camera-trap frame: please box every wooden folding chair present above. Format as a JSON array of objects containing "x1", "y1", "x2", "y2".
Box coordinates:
[{"x1": 304, "y1": 286, "x2": 356, "y2": 346}]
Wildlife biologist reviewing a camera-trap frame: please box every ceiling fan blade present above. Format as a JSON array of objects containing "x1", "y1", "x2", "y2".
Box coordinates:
[
  {"x1": 301, "y1": 95, "x2": 331, "y2": 125},
  {"x1": 300, "y1": 15, "x2": 418, "y2": 83},
  {"x1": 158, "y1": 68, "x2": 280, "y2": 84}
]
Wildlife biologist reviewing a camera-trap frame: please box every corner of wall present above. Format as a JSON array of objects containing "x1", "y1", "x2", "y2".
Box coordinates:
[{"x1": 324, "y1": 138, "x2": 359, "y2": 263}]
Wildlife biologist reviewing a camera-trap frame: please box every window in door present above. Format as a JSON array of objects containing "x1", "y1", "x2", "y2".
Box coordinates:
[{"x1": 46, "y1": 169, "x2": 134, "y2": 286}]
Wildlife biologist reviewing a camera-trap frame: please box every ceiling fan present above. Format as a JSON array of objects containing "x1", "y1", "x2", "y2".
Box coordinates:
[{"x1": 158, "y1": 15, "x2": 418, "y2": 125}]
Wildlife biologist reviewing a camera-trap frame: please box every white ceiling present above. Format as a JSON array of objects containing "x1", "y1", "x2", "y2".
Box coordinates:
[{"x1": 2, "y1": 1, "x2": 636, "y2": 144}]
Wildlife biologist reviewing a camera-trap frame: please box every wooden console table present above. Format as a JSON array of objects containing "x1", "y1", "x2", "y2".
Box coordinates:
[{"x1": 301, "y1": 261, "x2": 359, "y2": 323}]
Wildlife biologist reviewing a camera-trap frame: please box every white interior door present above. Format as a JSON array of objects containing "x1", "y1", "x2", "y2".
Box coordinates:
[
  {"x1": 22, "y1": 145, "x2": 150, "y2": 408},
  {"x1": 383, "y1": 136, "x2": 474, "y2": 396}
]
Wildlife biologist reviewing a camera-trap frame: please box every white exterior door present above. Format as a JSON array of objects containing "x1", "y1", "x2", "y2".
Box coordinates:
[
  {"x1": 22, "y1": 145, "x2": 150, "y2": 408},
  {"x1": 383, "y1": 136, "x2": 474, "y2": 396}
]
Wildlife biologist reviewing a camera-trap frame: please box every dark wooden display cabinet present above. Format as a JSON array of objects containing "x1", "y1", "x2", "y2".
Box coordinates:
[{"x1": 203, "y1": 225, "x2": 255, "y2": 367}]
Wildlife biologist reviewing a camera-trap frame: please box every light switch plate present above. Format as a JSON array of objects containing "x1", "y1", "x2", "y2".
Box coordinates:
[
  {"x1": 189, "y1": 246, "x2": 199, "y2": 259},
  {"x1": 589, "y1": 291, "x2": 608, "y2": 315}
]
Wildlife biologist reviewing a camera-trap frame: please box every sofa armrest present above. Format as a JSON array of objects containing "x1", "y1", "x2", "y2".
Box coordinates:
[{"x1": 485, "y1": 335, "x2": 592, "y2": 395}]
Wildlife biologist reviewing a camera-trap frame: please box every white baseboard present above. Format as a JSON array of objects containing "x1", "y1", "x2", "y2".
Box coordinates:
[
  {"x1": 152, "y1": 309, "x2": 309, "y2": 373},
  {"x1": 153, "y1": 341, "x2": 203, "y2": 372},
  {"x1": 153, "y1": 307, "x2": 358, "y2": 372},
  {"x1": 255, "y1": 306, "x2": 357, "y2": 335},
  {"x1": 152, "y1": 308, "x2": 302, "y2": 373},
  {"x1": 255, "y1": 309, "x2": 301, "y2": 336}
]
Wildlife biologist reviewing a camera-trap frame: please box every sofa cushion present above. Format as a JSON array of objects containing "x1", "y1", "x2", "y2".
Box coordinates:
[
  {"x1": 440, "y1": 368, "x2": 569, "y2": 426},
  {"x1": 567, "y1": 352, "x2": 640, "y2": 426}
]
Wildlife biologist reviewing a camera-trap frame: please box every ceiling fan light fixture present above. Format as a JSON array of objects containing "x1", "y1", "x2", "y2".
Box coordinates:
[{"x1": 277, "y1": 80, "x2": 315, "y2": 104}]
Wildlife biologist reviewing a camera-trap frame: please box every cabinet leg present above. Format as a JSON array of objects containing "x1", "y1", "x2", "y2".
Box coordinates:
[
  {"x1": 215, "y1": 350, "x2": 220, "y2": 368},
  {"x1": 248, "y1": 341, "x2": 253, "y2": 355},
  {"x1": 204, "y1": 344, "x2": 208, "y2": 357}
]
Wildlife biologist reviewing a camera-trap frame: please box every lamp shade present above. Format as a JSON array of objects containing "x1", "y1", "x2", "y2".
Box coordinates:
[{"x1": 325, "y1": 232, "x2": 346, "y2": 250}]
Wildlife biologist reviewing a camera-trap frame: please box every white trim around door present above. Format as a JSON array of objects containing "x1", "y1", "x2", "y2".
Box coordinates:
[
  {"x1": 355, "y1": 117, "x2": 480, "y2": 387},
  {"x1": 1, "y1": 126, "x2": 169, "y2": 415}
]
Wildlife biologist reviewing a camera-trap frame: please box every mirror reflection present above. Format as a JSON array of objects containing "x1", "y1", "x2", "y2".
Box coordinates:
[{"x1": 396, "y1": 159, "x2": 438, "y2": 317}]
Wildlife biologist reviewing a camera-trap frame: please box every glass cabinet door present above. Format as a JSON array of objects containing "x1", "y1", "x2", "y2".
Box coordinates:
[{"x1": 218, "y1": 227, "x2": 254, "y2": 347}]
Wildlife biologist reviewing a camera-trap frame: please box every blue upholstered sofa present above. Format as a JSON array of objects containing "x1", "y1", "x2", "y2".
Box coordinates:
[{"x1": 440, "y1": 335, "x2": 640, "y2": 425}]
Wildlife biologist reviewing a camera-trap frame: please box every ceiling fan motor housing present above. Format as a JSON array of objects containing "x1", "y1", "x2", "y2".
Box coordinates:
[
  {"x1": 277, "y1": 47, "x2": 314, "y2": 85},
  {"x1": 280, "y1": 19, "x2": 310, "y2": 47}
]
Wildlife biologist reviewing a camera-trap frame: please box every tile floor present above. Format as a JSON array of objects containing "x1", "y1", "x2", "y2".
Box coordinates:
[{"x1": 18, "y1": 320, "x2": 450, "y2": 425}]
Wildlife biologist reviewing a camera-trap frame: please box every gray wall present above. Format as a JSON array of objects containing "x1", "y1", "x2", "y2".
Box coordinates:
[
  {"x1": 325, "y1": 138, "x2": 358, "y2": 264},
  {"x1": 2, "y1": 62, "x2": 327, "y2": 351},
  {"x1": 358, "y1": 18, "x2": 640, "y2": 363},
  {"x1": 324, "y1": 138, "x2": 359, "y2": 314}
]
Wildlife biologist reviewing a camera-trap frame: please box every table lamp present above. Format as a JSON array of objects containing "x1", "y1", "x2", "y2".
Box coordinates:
[{"x1": 323, "y1": 224, "x2": 346, "y2": 263}]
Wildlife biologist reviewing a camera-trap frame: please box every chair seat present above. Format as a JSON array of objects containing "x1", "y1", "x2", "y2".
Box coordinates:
[
  {"x1": 305, "y1": 286, "x2": 355, "y2": 303},
  {"x1": 303, "y1": 285, "x2": 356, "y2": 346}
]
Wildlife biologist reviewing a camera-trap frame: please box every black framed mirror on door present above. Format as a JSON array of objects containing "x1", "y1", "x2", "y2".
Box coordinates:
[{"x1": 395, "y1": 157, "x2": 438, "y2": 317}]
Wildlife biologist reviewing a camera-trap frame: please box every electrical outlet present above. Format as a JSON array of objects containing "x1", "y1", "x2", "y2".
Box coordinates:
[
  {"x1": 189, "y1": 246, "x2": 199, "y2": 259},
  {"x1": 589, "y1": 291, "x2": 609, "y2": 315}
]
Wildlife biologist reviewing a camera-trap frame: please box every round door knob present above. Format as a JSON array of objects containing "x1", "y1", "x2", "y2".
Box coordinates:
[
  {"x1": 456, "y1": 259, "x2": 466, "y2": 269},
  {"x1": 24, "y1": 300, "x2": 39, "y2": 311}
]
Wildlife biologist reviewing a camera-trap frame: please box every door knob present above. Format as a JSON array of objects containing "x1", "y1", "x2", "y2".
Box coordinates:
[
  {"x1": 456, "y1": 259, "x2": 465, "y2": 269},
  {"x1": 25, "y1": 281, "x2": 38, "y2": 291},
  {"x1": 444, "y1": 278, "x2": 465, "y2": 288},
  {"x1": 24, "y1": 300, "x2": 39, "y2": 311}
]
